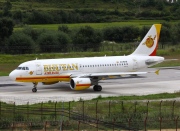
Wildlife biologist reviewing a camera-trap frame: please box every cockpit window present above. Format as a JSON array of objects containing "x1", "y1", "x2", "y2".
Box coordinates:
[
  {"x1": 16, "y1": 67, "x2": 22, "y2": 70},
  {"x1": 16, "y1": 67, "x2": 29, "y2": 70}
]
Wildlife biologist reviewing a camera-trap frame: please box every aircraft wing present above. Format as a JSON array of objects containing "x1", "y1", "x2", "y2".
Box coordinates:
[{"x1": 70, "y1": 70, "x2": 159, "y2": 78}]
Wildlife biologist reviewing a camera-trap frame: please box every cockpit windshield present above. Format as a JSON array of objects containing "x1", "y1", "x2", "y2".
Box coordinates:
[{"x1": 16, "y1": 67, "x2": 29, "y2": 70}]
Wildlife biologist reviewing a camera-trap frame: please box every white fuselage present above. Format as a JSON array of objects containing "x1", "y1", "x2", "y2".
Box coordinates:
[{"x1": 9, "y1": 55, "x2": 164, "y2": 83}]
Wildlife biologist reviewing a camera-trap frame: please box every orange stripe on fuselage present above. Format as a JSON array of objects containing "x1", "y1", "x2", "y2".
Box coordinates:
[{"x1": 16, "y1": 75, "x2": 70, "y2": 82}]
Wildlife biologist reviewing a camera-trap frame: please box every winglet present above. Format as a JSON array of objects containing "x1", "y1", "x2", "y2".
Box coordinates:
[{"x1": 155, "y1": 69, "x2": 160, "y2": 75}]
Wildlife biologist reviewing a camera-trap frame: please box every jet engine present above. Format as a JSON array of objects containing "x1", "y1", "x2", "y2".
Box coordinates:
[
  {"x1": 70, "y1": 78, "x2": 91, "y2": 90},
  {"x1": 42, "y1": 81, "x2": 59, "y2": 85}
]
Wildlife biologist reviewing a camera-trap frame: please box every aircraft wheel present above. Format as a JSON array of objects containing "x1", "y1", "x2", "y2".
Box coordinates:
[
  {"x1": 93, "y1": 85, "x2": 102, "y2": 91},
  {"x1": 32, "y1": 88, "x2": 37, "y2": 93}
]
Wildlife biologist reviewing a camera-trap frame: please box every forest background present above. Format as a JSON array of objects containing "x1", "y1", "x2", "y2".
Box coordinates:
[{"x1": 0, "y1": 0, "x2": 180, "y2": 54}]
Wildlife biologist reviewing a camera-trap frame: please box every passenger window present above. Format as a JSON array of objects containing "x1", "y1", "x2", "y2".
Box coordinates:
[
  {"x1": 22, "y1": 67, "x2": 25, "y2": 70},
  {"x1": 26, "y1": 67, "x2": 29, "y2": 70}
]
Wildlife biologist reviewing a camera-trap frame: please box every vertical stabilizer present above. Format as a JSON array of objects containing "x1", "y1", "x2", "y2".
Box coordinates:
[{"x1": 131, "y1": 24, "x2": 161, "y2": 56}]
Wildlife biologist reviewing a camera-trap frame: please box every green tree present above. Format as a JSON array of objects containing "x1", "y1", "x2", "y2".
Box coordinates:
[
  {"x1": 170, "y1": 0, "x2": 180, "y2": 13},
  {"x1": 159, "y1": 26, "x2": 171, "y2": 48},
  {"x1": 103, "y1": 26, "x2": 139, "y2": 42},
  {"x1": 13, "y1": 10, "x2": 23, "y2": 24},
  {"x1": 57, "y1": 31, "x2": 71, "y2": 52},
  {"x1": 156, "y1": 0, "x2": 165, "y2": 11},
  {"x1": 122, "y1": 26, "x2": 140, "y2": 42},
  {"x1": 103, "y1": 27, "x2": 123, "y2": 42},
  {"x1": 8, "y1": 32, "x2": 35, "y2": 54},
  {"x1": 171, "y1": 23, "x2": 180, "y2": 45},
  {"x1": 58, "y1": 25, "x2": 70, "y2": 34},
  {"x1": 148, "y1": 0, "x2": 155, "y2": 6},
  {"x1": 73, "y1": 26, "x2": 102, "y2": 51},
  {"x1": 0, "y1": 17, "x2": 13, "y2": 52},
  {"x1": 22, "y1": 26, "x2": 44, "y2": 41},
  {"x1": 0, "y1": 18, "x2": 14, "y2": 41},
  {"x1": 141, "y1": 0, "x2": 155, "y2": 7},
  {"x1": 37, "y1": 31, "x2": 70, "y2": 53},
  {"x1": 37, "y1": 31, "x2": 58, "y2": 53},
  {"x1": 28, "y1": 10, "x2": 54, "y2": 24},
  {"x1": 174, "y1": 8, "x2": 180, "y2": 19},
  {"x1": 59, "y1": 10, "x2": 68, "y2": 23},
  {"x1": 3, "y1": 0, "x2": 12, "y2": 17}
]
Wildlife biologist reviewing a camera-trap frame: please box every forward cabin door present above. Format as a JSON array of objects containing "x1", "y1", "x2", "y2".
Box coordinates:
[{"x1": 35, "y1": 62, "x2": 42, "y2": 75}]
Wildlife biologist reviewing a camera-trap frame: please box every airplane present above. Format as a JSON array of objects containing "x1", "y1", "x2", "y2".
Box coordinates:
[{"x1": 9, "y1": 24, "x2": 164, "y2": 92}]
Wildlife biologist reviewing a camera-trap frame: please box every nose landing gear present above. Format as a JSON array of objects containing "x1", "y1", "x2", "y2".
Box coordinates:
[{"x1": 32, "y1": 82, "x2": 38, "y2": 92}]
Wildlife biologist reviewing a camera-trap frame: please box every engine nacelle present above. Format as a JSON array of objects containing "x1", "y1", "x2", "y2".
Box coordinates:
[
  {"x1": 70, "y1": 78, "x2": 91, "y2": 90},
  {"x1": 42, "y1": 81, "x2": 59, "y2": 85}
]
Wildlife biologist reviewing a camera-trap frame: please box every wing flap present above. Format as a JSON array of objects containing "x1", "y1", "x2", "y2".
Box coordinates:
[
  {"x1": 90, "y1": 72, "x2": 147, "y2": 77},
  {"x1": 70, "y1": 71, "x2": 156, "y2": 78},
  {"x1": 70, "y1": 69, "x2": 160, "y2": 78}
]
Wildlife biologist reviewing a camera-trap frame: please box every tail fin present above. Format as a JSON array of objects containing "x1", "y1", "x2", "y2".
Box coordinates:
[{"x1": 131, "y1": 24, "x2": 161, "y2": 56}]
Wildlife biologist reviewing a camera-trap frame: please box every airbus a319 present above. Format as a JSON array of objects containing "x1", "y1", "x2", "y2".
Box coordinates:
[{"x1": 9, "y1": 24, "x2": 164, "y2": 92}]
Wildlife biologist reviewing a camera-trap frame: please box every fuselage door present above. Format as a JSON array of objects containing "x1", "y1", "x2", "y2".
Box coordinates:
[
  {"x1": 133, "y1": 59, "x2": 138, "y2": 71},
  {"x1": 35, "y1": 62, "x2": 42, "y2": 75}
]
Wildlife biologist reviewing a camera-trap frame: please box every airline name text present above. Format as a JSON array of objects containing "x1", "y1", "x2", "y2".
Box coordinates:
[{"x1": 43, "y1": 64, "x2": 78, "y2": 75}]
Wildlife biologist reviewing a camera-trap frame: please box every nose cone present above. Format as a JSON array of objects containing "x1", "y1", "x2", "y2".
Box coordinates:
[{"x1": 9, "y1": 70, "x2": 16, "y2": 81}]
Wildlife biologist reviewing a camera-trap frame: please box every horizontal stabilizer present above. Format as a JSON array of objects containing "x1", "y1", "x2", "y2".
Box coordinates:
[{"x1": 164, "y1": 59, "x2": 178, "y2": 61}]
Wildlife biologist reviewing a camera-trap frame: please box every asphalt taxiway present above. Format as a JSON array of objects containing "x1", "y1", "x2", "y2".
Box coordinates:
[{"x1": 0, "y1": 67, "x2": 180, "y2": 105}]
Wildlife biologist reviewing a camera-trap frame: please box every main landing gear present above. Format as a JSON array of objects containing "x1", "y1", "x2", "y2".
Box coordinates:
[
  {"x1": 93, "y1": 85, "x2": 102, "y2": 91},
  {"x1": 32, "y1": 82, "x2": 38, "y2": 93}
]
